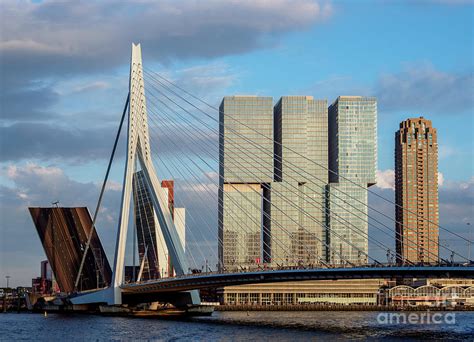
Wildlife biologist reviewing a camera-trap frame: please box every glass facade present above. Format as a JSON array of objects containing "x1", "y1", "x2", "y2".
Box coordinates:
[
  {"x1": 221, "y1": 184, "x2": 262, "y2": 270},
  {"x1": 133, "y1": 170, "x2": 161, "y2": 280},
  {"x1": 219, "y1": 95, "x2": 375, "y2": 268},
  {"x1": 275, "y1": 97, "x2": 328, "y2": 183},
  {"x1": 273, "y1": 96, "x2": 328, "y2": 265},
  {"x1": 219, "y1": 96, "x2": 273, "y2": 183},
  {"x1": 326, "y1": 182, "x2": 369, "y2": 264},
  {"x1": 269, "y1": 181, "x2": 300, "y2": 265},
  {"x1": 221, "y1": 279, "x2": 385, "y2": 306},
  {"x1": 218, "y1": 96, "x2": 273, "y2": 271},
  {"x1": 328, "y1": 96, "x2": 377, "y2": 185},
  {"x1": 327, "y1": 96, "x2": 377, "y2": 265}
]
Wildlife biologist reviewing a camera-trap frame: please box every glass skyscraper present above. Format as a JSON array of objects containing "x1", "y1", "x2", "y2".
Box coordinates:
[
  {"x1": 218, "y1": 95, "x2": 329, "y2": 269},
  {"x1": 220, "y1": 183, "x2": 263, "y2": 268},
  {"x1": 327, "y1": 96, "x2": 377, "y2": 265},
  {"x1": 269, "y1": 181, "x2": 300, "y2": 265},
  {"x1": 218, "y1": 96, "x2": 273, "y2": 271},
  {"x1": 272, "y1": 96, "x2": 328, "y2": 265},
  {"x1": 219, "y1": 96, "x2": 274, "y2": 183}
]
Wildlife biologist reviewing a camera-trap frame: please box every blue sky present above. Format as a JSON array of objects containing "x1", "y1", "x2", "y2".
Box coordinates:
[
  {"x1": 217, "y1": 1, "x2": 473, "y2": 178},
  {"x1": 0, "y1": 0, "x2": 473, "y2": 286}
]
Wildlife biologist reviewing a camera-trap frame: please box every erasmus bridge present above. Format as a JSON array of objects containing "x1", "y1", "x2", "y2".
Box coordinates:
[{"x1": 67, "y1": 44, "x2": 473, "y2": 307}]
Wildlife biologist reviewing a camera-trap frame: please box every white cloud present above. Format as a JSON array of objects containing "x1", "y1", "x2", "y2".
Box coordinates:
[
  {"x1": 0, "y1": 0, "x2": 333, "y2": 82},
  {"x1": 72, "y1": 81, "x2": 110, "y2": 94},
  {"x1": 17, "y1": 192, "x2": 29, "y2": 200},
  {"x1": 0, "y1": 163, "x2": 124, "y2": 286},
  {"x1": 0, "y1": 39, "x2": 70, "y2": 56},
  {"x1": 376, "y1": 169, "x2": 395, "y2": 190},
  {"x1": 438, "y1": 172, "x2": 444, "y2": 187},
  {"x1": 3, "y1": 163, "x2": 99, "y2": 206},
  {"x1": 376, "y1": 169, "x2": 445, "y2": 189},
  {"x1": 459, "y1": 176, "x2": 474, "y2": 190},
  {"x1": 104, "y1": 180, "x2": 122, "y2": 192},
  {"x1": 6, "y1": 163, "x2": 61, "y2": 179},
  {"x1": 438, "y1": 176, "x2": 474, "y2": 234}
]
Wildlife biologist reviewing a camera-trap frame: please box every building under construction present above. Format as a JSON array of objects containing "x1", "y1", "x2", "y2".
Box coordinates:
[{"x1": 29, "y1": 207, "x2": 112, "y2": 293}]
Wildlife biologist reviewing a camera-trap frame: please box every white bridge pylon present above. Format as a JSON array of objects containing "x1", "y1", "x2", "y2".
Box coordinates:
[{"x1": 72, "y1": 43, "x2": 199, "y2": 306}]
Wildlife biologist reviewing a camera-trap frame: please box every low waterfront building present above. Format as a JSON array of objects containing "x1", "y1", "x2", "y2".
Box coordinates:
[
  {"x1": 387, "y1": 280, "x2": 474, "y2": 307},
  {"x1": 219, "y1": 279, "x2": 389, "y2": 306}
]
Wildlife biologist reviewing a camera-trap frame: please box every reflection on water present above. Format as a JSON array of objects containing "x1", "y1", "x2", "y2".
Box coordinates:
[
  {"x1": 1, "y1": 311, "x2": 473, "y2": 341},
  {"x1": 197, "y1": 311, "x2": 474, "y2": 340}
]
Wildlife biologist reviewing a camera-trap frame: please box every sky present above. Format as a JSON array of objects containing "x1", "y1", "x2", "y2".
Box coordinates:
[{"x1": 0, "y1": 0, "x2": 473, "y2": 287}]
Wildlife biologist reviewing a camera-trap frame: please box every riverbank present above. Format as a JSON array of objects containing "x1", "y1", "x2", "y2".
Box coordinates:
[{"x1": 216, "y1": 304, "x2": 474, "y2": 311}]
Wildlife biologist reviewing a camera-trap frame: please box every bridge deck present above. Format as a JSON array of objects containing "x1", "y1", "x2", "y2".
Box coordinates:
[{"x1": 120, "y1": 266, "x2": 474, "y2": 294}]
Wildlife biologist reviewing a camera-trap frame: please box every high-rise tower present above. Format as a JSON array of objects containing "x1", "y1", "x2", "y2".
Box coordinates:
[
  {"x1": 218, "y1": 96, "x2": 274, "y2": 271},
  {"x1": 395, "y1": 117, "x2": 439, "y2": 264},
  {"x1": 218, "y1": 95, "x2": 329, "y2": 269},
  {"x1": 327, "y1": 96, "x2": 377, "y2": 265},
  {"x1": 272, "y1": 96, "x2": 328, "y2": 265}
]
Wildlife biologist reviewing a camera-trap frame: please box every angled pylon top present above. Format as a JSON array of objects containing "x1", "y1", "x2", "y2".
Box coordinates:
[{"x1": 129, "y1": 43, "x2": 151, "y2": 164}]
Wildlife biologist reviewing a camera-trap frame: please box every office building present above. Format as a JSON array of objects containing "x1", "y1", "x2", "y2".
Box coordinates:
[
  {"x1": 327, "y1": 96, "x2": 377, "y2": 264},
  {"x1": 219, "y1": 96, "x2": 274, "y2": 183},
  {"x1": 218, "y1": 94, "x2": 379, "y2": 304},
  {"x1": 219, "y1": 96, "x2": 329, "y2": 268},
  {"x1": 272, "y1": 96, "x2": 328, "y2": 265},
  {"x1": 218, "y1": 96, "x2": 273, "y2": 270},
  {"x1": 395, "y1": 117, "x2": 439, "y2": 264}
]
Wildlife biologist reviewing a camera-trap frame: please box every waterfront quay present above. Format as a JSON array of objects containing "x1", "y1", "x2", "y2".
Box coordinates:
[{"x1": 216, "y1": 304, "x2": 473, "y2": 312}]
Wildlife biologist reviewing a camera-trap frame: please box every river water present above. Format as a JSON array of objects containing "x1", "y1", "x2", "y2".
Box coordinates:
[{"x1": 1, "y1": 311, "x2": 473, "y2": 341}]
